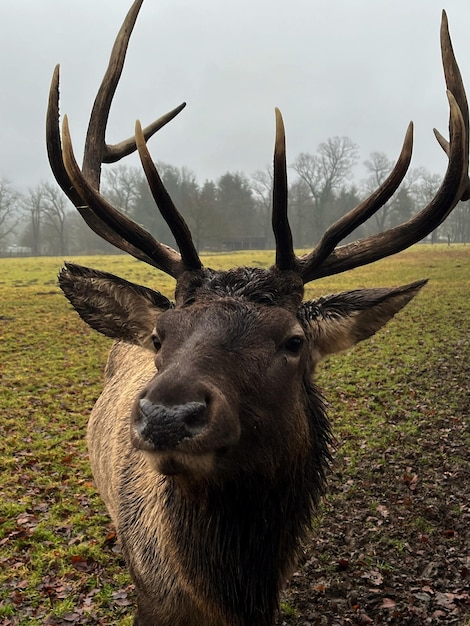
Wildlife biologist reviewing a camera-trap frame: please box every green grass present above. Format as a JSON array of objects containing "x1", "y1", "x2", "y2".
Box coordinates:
[{"x1": 0, "y1": 245, "x2": 469, "y2": 624}]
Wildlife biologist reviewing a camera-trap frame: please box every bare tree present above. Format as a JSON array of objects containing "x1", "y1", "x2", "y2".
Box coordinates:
[
  {"x1": 411, "y1": 169, "x2": 470, "y2": 243},
  {"x1": 291, "y1": 136, "x2": 359, "y2": 242},
  {"x1": 103, "y1": 164, "x2": 142, "y2": 216},
  {"x1": 408, "y1": 170, "x2": 442, "y2": 242},
  {"x1": 41, "y1": 182, "x2": 71, "y2": 255},
  {"x1": 448, "y1": 200, "x2": 470, "y2": 242},
  {"x1": 0, "y1": 179, "x2": 20, "y2": 248},
  {"x1": 288, "y1": 179, "x2": 315, "y2": 249},
  {"x1": 250, "y1": 168, "x2": 274, "y2": 247},
  {"x1": 21, "y1": 186, "x2": 44, "y2": 255},
  {"x1": 362, "y1": 152, "x2": 394, "y2": 231}
]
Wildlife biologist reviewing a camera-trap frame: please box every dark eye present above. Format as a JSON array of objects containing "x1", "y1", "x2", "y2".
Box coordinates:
[
  {"x1": 152, "y1": 334, "x2": 162, "y2": 352},
  {"x1": 284, "y1": 336, "x2": 304, "y2": 355}
]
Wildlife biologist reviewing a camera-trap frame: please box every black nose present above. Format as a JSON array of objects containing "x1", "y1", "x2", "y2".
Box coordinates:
[{"x1": 137, "y1": 399, "x2": 207, "y2": 451}]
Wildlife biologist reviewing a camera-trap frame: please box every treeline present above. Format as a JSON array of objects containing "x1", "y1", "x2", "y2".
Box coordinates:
[{"x1": 1, "y1": 135, "x2": 469, "y2": 256}]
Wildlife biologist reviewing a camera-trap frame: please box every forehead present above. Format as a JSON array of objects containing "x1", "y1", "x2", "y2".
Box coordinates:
[
  {"x1": 154, "y1": 267, "x2": 306, "y2": 346},
  {"x1": 175, "y1": 266, "x2": 304, "y2": 310},
  {"x1": 158, "y1": 298, "x2": 301, "y2": 342}
]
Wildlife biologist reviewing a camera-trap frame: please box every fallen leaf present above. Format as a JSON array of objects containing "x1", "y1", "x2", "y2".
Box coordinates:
[{"x1": 376, "y1": 504, "x2": 389, "y2": 518}]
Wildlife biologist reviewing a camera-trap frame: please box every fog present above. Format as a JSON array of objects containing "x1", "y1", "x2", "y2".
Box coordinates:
[{"x1": 1, "y1": 0, "x2": 470, "y2": 191}]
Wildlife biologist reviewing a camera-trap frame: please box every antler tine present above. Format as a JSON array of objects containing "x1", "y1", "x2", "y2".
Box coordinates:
[
  {"x1": 272, "y1": 108, "x2": 296, "y2": 271},
  {"x1": 299, "y1": 122, "x2": 414, "y2": 275},
  {"x1": 82, "y1": 0, "x2": 186, "y2": 188},
  {"x1": 82, "y1": 0, "x2": 140, "y2": 188},
  {"x1": 434, "y1": 9, "x2": 470, "y2": 201},
  {"x1": 294, "y1": 11, "x2": 468, "y2": 283},
  {"x1": 46, "y1": 65, "x2": 87, "y2": 210},
  {"x1": 135, "y1": 120, "x2": 202, "y2": 271},
  {"x1": 61, "y1": 114, "x2": 183, "y2": 278},
  {"x1": 46, "y1": 65, "x2": 162, "y2": 266},
  {"x1": 104, "y1": 102, "x2": 187, "y2": 164}
]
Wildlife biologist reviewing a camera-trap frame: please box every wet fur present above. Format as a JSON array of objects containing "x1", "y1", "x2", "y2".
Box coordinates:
[{"x1": 116, "y1": 382, "x2": 330, "y2": 626}]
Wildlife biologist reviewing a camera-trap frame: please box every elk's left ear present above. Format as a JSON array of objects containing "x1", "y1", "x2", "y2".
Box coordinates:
[
  {"x1": 59, "y1": 263, "x2": 172, "y2": 348},
  {"x1": 299, "y1": 280, "x2": 427, "y2": 363}
]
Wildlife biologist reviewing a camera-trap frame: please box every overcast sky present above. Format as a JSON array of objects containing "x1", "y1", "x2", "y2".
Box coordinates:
[{"x1": 1, "y1": 0, "x2": 470, "y2": 194}]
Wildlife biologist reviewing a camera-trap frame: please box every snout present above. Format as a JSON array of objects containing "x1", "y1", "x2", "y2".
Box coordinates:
[
  {"x1": 136, "y1": 399, "x2": 207, "y2": 451},
  {"x1": 130, "y1": 380, "x2": 241, "y2": 473}
]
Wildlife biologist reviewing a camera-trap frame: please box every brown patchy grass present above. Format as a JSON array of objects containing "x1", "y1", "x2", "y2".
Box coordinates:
[{"x1": 0, "y1": 245, "x2": 468, "y2": 625}]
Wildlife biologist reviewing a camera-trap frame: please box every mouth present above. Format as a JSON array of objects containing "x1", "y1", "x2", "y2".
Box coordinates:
[{"x1": 143, "y1": 449, "x2": 216, "y2": 477}]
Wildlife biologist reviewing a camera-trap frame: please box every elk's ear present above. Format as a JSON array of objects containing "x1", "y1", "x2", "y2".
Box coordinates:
[
  {"x1": 59, "y1": 262, "x2": 172, "y2": 349},
  {"x1": 300, "y1": 280, "x2": 427, "y2": 363}
]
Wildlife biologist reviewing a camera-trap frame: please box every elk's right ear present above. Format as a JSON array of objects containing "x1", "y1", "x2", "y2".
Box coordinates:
[{"x1": 58, "y1": 263, "x2": 172, "y2": 349}]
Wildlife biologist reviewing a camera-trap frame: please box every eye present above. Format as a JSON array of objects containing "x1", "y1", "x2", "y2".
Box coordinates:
[
  {"x1": 152, "y1": 334, "x2": 162, "y2": 352},
  {"x1": 284, "y1": 336, "x2": 304, "y2": 355}
]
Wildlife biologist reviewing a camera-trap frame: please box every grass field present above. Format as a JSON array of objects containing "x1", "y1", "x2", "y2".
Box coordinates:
[{"x1": 0, "y1": 245, "x2": 469, "y2": 625}]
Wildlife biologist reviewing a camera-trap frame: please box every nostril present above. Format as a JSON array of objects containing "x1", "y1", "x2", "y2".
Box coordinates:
[{"x1": 181, "y1": 402, "x2": 207, "y2": 435}]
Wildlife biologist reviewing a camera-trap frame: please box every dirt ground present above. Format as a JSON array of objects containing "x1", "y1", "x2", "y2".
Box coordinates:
[{"x1": 277, "y1": 344, "x2": 470, "y2": 625}]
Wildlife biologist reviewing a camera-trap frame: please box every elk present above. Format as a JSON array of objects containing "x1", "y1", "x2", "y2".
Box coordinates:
[{"x1": 47, "y1": 2, "x2": 468, "y2": 625}]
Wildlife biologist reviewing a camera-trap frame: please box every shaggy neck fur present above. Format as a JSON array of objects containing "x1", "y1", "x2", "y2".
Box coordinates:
[{"x1": 136, "y1": 381, "x2": 331, "y2": 626}]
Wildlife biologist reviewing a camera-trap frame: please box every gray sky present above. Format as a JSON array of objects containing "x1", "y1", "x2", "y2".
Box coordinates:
[{"x1": 2, "y1": 0, "x2": 470, "y2": 193}]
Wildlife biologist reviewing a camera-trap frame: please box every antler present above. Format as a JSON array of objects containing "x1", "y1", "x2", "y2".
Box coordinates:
[
  {"x1": 46, "y1": 0, "x2": 200, "y2": 278},
  {"x1": 273, "y1": 10, "x2": 469, "y2": 282}
]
